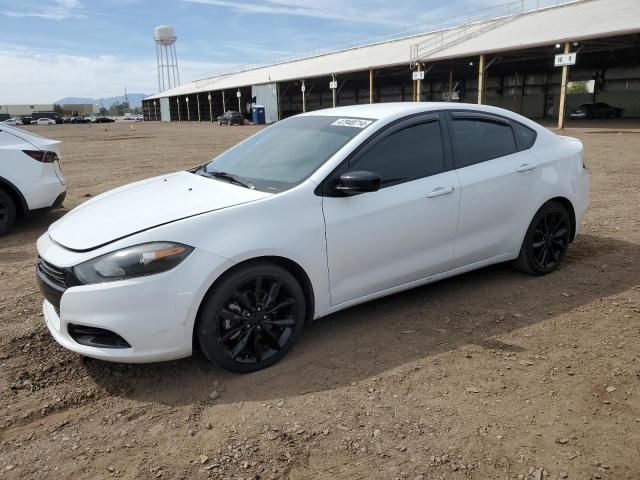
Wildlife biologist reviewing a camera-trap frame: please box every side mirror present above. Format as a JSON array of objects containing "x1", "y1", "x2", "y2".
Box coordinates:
[{"x1": 335, "y1": 171, "x2": 381, "y2": 195}]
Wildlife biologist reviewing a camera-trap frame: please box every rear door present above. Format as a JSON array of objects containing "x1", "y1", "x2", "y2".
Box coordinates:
[
  {"x1": 447, "y1": 112, "x2": 539, "y2": 268},
  {"x1": 322, "y1": 114, "x2": 460, "y2": 306}
]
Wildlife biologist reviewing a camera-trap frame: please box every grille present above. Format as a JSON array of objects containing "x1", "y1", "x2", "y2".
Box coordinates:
[{"x1": 37, "y1": 257, "x2": 67, "y2": 288}]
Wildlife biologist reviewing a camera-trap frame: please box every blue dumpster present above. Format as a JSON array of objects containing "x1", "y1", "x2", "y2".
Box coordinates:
[{"x1": 252, "y1": 105, "x2": 266, "y2": 125}]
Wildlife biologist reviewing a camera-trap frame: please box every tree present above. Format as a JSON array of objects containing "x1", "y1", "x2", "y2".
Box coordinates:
[
  {"x1": 53, "y1": 104, "x2": 64, "y2": 115},
  {"x1": 107, "y1": 102, "x2": 130, "y2": 116},
  {"x1": 567, "y1": 81, "x2": 589, "y2": 94}
]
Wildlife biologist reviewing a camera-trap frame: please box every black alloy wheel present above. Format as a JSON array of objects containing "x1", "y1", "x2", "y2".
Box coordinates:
[
  {"x1": 513, "y1": 201, "x2": 571, "y2": 275},
  {"x1": 0, "y1": 189, "x2": 16, "y2": 235},
  {"x1": 197, "y1": 263, "x2": 306, "y2": 372},
  {"x1": 531, "y1": 210, "x2": 570, "y2": 270}
]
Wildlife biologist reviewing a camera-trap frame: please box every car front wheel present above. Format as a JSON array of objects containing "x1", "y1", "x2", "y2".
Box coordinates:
[
  {"x1": 513, "y1": 201, "x2": 571, "y2": 275},
  {"x1": 0, "y1": 188, "x2": 16, "y2": 235},
  {"x1": 197, "y1": 262, "x2": 306, "y2": 372}
]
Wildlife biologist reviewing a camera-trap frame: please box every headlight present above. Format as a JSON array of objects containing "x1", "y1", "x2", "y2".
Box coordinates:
[{"x1": 73, "y1": 242, "x2": 194, "y2": 284}]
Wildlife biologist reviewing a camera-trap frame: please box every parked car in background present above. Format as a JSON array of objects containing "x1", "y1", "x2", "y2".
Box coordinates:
[
  {"x1": 217, "y1": 111, "x2": 244, "y2": 126},
  {"x1": 32, "y1": 118, "x2": 56, "y2": 126},
  {"x1": 32, "y1": 112, "x2": 63, "y2": 124},
  {"x1": 568, "y1": 102, "x2": 623, "y2": 119},
  {"x1": 1, "y1": 118, "x2": 23, "y2": 126},
  {"x1": 0, "y1": 124, "x2": 66, "y2": 234},
  {"x1": 35, "y1": 103, "x2": 589, "y2": 372},
  {"x1": 21, "y1": 116, "x2": 33, "y2": 125},
  {"x1": 70, "y1": 116, "x2": 91, "y2": 124},
  {"x1": 94, "y1": 116, "x2": 115, "y2": 123}
]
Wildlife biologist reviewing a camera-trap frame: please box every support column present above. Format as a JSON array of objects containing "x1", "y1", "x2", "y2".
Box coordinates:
[
  {"x1": 208, "y1": 93, "x2": 212, "y2": 122},
  {"x1": 477, "y1": 54, "x2": 485, "y2": 104},
  {"x1": 416, "y1": 63, "x2": 422, "y2": 102},
  {"x1": 302, "y1": 79, "x2": 306, "y2": 113},
  {"x1": 197, "y1": 93, "x2": 201, "y2": 122},
  {"x1": 558, "y1": 42, "x2": 570, "y2": 129},
  {"x1": 449, "y1": 70, "x2": 453, "y2": 99},
  {"x1": 332, "y1": 74, "x2": 337, "y2": 108},
  {"x1": 222, "y1": 90, "x2": 226, "y2": 113},
  {"x1": 177, "y1": 97, "x2": 181, "y2": 122},
  {"x1": 237, "y1": 89, "x2": 241, "y2": 112},
  {"x1": 369, "y1": 69, "x2": 374, "y2": 104},
  {"x1": 186, "y1": 97, "x2": 190, "y2": 122}
]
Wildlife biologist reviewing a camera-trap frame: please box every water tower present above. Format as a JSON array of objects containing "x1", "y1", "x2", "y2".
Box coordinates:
[{"x1": 154, "y1": 25, "x2": 180, "y2": 92}]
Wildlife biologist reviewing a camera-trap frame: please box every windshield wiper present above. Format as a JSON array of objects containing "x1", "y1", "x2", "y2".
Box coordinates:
[{"x1": 207, "y1": 170, "x2": 255, "y2": 190}]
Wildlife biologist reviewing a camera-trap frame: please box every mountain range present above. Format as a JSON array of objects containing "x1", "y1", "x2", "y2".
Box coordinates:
[{"x1": 55, "y1": 93, "x2": 148, "y2": 109}]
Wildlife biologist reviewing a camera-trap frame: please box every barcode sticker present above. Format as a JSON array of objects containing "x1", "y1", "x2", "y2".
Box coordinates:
[{"x1": 331, "y1": 118, "x2": 373, "y2": 128}]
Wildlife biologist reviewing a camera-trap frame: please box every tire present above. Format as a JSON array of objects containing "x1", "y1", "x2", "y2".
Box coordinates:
[
  {"x1": 0, "y1": 188, "x2": 17, "y2": 235},
  {"x1": 218, "y1": 121, "x2": 222, "y2": 126},
  {"x1": 197, "y1": 262, "x2": 307, "y2": 373},
  {"x1": 512, "y1": 201, "x2": 571, "y2": 275}
]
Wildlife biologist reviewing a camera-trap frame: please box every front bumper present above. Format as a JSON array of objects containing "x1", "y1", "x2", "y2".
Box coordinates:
[{"x1": 38, "y1": 243, "x2": 234, "y2": 363}]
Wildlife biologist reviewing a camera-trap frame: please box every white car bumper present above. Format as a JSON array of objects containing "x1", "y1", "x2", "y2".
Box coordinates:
[
  {"x1": 39, "y1": 245, "x2": 234, "y2": 363},
  {"x1": 22, "y1": 176, "x2": 66, "y2": 210},
  {"x1": 573, "y1": 166, "x2": 590, "y2": 239}
]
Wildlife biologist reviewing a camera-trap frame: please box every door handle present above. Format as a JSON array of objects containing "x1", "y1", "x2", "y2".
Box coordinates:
[
  {"x1": 516, "y1": 163, "x2": 536, "y2": 173},
  {"x1": 426, "y1": 186, "x2": 455, "y2": 198}
]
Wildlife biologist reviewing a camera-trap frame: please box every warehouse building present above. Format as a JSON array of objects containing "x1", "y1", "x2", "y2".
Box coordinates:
[{"x1": 143, "y1": 0, "x2": 640, "y2": 128}]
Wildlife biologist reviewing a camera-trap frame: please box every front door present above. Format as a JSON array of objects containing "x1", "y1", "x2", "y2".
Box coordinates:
[{"x1": 322, "y1": 115, "x2": 460, "y2": 306}]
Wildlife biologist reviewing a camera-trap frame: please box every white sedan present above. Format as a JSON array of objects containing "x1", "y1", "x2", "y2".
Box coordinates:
[
  {"x1": 36, "y1": 103, "x2": 589, "y2": 372},
  {"x1": 1, "y1": 118, "x2": 23, "y2": 126},
  {"x1": 32, "y1": 118, "x2": 56, "y2": 126},
  {"x1": 0, "y1": 124, "x2": 66, "y2": 234}
]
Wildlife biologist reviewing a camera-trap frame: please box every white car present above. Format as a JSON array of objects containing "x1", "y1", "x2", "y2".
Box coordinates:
[
  {"x1": 0, "y1": 124, "x2": 66, "y2": 234},
  {"x1": 32, "y1": 118, "x2": 56, "y2": 126},
  {"x1": 36, "y1": 103, "x2": 589, "y2": 372},
  {"x1": 2, "y1": 118, "x2": 23, "y2": 126}
]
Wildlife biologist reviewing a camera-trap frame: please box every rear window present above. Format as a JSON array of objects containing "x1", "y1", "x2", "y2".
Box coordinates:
[{"x1": 512, "y1": 122, "x2": 536, "y2": 150}]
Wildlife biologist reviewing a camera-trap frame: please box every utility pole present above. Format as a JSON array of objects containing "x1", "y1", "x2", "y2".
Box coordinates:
[{"x1": 558, "y1": 42, "x2": 571, "y2": 129}]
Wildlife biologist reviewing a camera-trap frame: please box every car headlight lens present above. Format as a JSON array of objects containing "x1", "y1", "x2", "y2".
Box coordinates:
[{"x1": 73, "y1": 242, "x2": 194, "y2": 284}]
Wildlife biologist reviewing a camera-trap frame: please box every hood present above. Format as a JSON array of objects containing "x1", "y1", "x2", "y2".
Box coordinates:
[{"x1": 49, "y1": 171, "x2": 271, "y2": 251}]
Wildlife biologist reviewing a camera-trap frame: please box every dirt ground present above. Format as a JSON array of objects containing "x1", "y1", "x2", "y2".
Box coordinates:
[{"x1": 0, "y1": 120, "x2": 638, "y2": 480}]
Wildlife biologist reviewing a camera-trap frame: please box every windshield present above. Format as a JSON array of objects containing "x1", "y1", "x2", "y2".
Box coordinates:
[{"x1": 195, "y1": 115, "x2": 375, "y2": 192}]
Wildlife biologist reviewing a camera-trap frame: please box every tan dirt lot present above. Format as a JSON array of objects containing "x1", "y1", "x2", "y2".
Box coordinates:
[{"x1": 0, "y1": 120, "x2": 639, "y2": 480}]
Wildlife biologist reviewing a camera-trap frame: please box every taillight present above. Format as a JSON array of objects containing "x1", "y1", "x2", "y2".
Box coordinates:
[{"x1": 23, "y1": 150, "x2": 58, "y2": 163}]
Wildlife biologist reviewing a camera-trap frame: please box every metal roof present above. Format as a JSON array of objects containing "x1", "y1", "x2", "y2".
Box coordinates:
[{"x1": 145, "y1": 0, "x2": 640, "y2": 101}]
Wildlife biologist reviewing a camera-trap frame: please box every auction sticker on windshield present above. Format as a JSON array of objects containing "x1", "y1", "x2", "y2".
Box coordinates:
[{"x1": 331, "y1": 118, "x2": 373, "y2": 128}]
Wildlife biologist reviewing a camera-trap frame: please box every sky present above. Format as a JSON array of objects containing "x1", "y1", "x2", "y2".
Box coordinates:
[{"x1": 0, "y1": 0, "x2": 563, "y2": 103}]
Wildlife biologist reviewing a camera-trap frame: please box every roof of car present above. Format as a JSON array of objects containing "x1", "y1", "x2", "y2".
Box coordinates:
[{"x1": 299, "y1": 102, "x2": 531, "y2": 123}]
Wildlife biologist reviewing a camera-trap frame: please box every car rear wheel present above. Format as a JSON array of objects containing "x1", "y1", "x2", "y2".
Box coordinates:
[
  {"x1": 197, "y1": 262, "x2": 306, "y2": 373},
  {"x1": 512, "y1": 201, "x2": 571, "y2": 275},
  {"x1": 0, "y1": 188, "x2": 16, "y2": 235}
]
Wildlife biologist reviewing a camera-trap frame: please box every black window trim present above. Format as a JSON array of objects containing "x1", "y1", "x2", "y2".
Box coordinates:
[
  {"x1": 315, "y1": 111, "x2": 454, "y2": 197},
  {"x1": 445, "y1": 109, "x2": 537, "y2": 169}
]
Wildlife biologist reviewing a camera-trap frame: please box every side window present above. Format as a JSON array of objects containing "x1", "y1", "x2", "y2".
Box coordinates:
[
  {"x1": 451, "y1": 118, "x2": 517, "y2": 168},
  {"x1": 512, "y1": 122, "x2": 536, "y2": 150},
  {"x1": 351, "y1": 120, "x2": 444, "y2": 187}
]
